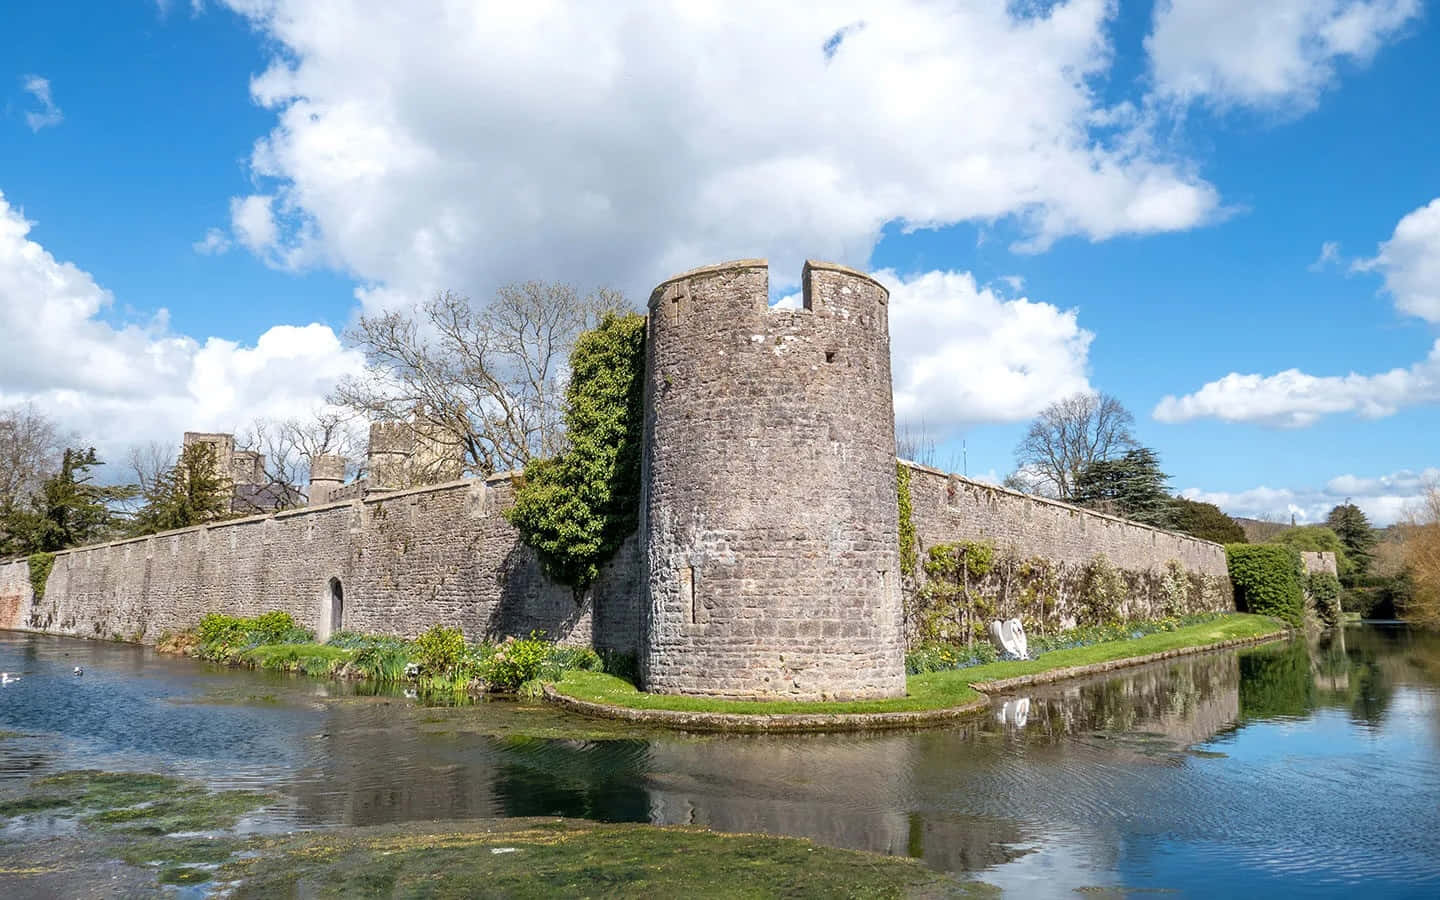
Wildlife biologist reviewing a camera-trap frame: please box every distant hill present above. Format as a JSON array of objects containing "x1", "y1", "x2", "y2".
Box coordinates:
[{"x1": 1233, "y1": 516, "x2": 1290, "y2": 543}]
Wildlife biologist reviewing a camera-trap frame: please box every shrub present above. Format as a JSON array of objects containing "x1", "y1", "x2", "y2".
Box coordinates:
[
  {"x1": 1307, "y1": 572, "x2": 1342, "y2": 626},
  {"x1": 413, "y1": 624, "x2": 468, "y2": 678},
  {"x1": 1080, "y1": 554, "x2": 1126, "y2": 625},
  {"x1": 480, "y1": 632, "x2": 551, "y2": 690},
  {"x1": 507, "y1": 312, "x2": 647, "y2": 587},
  {"x1": 1227, "y1": 544, "x2": 1304, "y2": 625}
]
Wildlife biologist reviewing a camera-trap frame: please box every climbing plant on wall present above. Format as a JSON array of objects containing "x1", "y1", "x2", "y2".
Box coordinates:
[
  {"x1": 507, "y1": 312, "x2": 647, "y2": 589},
  {"x1": 27, "y1": 551, "x2": 55, "y2": 601},
  {"x1": 896, "y1": 463, "x2": 917, "y2": 578}
]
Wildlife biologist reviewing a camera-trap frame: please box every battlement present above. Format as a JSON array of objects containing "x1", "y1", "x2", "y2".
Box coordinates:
[
  {"x1": 309, "y1": 454, "x2": 346, "y2": 484},
  {"x1": 648, "y1": 259, "x2": 887, "y2": 325},
  {"x1": 367, "y1": 421, "x2": 416, "y2": 455}
]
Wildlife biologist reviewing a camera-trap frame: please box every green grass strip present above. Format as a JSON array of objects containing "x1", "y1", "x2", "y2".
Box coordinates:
[{"x1": 552, "y1": 613, "x2": 1285, "y2": 716}]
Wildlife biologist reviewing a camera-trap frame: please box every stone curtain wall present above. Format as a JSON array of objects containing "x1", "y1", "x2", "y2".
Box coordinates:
[
  {"x1": 1300, "y1": 551, "x2": 1338, "y2": 576},
  {"x1": 0, "y1": 560, "x2": 30, "y2": 632},
  {"x1": 0, "y1": 475, "x2": 641, "y2": 652},
  {"x1": 902, "y1": 463, "x2": 1233, "y2": 639},
  {"x1": 641, "y1": 260, "x2": 906, "y2": 700}
]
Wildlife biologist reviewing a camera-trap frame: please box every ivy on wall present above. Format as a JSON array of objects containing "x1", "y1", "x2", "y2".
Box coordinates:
[
  {"x1": 507, "y1": 312, "x2": 647, "y2": 589},
  {"x1": 896, "y1": 463, "x2": 917, "y2": 578},
  {"x1": 27, "y1": 551, "x2": 55, "y2": 602}
]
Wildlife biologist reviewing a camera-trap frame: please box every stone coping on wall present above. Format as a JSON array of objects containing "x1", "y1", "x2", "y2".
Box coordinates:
[
  {"x1": 0, "y1": 474, "x2": 509, "y2": 564},
  {"x1": 899, "y1": 459, "x2": 1226, "y2": 554},
  {"x1": 542, "y1": 626, "x2": 1289, "y2": 734}
]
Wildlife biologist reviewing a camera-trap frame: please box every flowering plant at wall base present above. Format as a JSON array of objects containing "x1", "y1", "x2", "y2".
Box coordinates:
[
  {"x1": 906, "y1": 541, "x2": 1229, "y2": 646},
  {"x1": 155, "y1": 613, "x2": 628, "y2": 695}
]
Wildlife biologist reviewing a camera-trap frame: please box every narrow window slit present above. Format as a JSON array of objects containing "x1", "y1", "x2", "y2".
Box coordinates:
[{"x1": 682, "y1": 566, "x2": 696, "y2": 624}]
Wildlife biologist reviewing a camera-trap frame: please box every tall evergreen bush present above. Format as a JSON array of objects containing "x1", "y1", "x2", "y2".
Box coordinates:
[{"x1": 1226, "y1": 544, "x2": 1304, "y2": 625}]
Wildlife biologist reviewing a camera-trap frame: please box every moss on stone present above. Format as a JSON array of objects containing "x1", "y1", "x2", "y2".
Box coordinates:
[{"x1": 222, "y1": 819, "x2": 966, "y2": 899}]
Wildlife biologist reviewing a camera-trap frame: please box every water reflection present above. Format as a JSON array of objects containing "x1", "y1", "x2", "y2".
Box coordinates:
[{"x1": 3, "y1": 625, "x2": 1439, "y2": 898}]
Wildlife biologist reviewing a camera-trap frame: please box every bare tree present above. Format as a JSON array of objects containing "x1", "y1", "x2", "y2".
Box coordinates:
[
  {"x1": 0, "y1": 403, "x2": 68, "y2": 509},
  {"x1": 896, "y1": 419, "x2": 939, "y2": 467},
  {"x1": 237, "y1": 409, "x2": 364, "y2": 507},
  {"x1": 331, "y1": 283, "x2": 629, "y2": 477},
  {"x1": 1010, "y1": 392, "x2": 1136, "y2": 500}
]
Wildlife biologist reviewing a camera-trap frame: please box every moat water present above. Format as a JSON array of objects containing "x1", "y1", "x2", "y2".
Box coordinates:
[{"x1": 1, "y1": 624, "x2": 1438, "y2": 897}]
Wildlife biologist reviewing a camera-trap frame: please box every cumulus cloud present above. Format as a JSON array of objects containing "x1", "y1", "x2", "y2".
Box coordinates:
[
  {"x1": 1157, "y1": 195, "x2": 1440, "y2": 427},
  {"x1": 0, "y1": 190, "x2": 365, "y2": 463},
  {"x1": 229, "y1": 194, "x2": 279, "y2": 255},
  {"x1": 883, "y1": 269, "x2": 1093, "y2": 430},
  {"x1": 211, "y1": 0, "x2": 1223, "y2": 309},
  {"x1": 1182, "y1": 467, "x2": 1437, "y2": 526},
  {"x1": 1353, "y1": 196, "x2": 1440, "y2": 324},
  {"x1": 1147, "y1": 0, "x2": 1420, "y2": 111},
  {"x1": 21, "y1": 75, "x2": 63, "y2": 131},
  {"x1": 1153, "y1": 340, "x2": 1440, "y2": 427}
]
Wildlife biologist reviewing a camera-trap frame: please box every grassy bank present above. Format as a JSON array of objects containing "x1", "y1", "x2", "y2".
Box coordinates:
[{"x1": 552, "y1": 613, "x2": 1285, "y2": 716}]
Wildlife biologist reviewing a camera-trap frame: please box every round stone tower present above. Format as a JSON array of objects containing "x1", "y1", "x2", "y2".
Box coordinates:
[
  {"x1": 307, "y1": 454, "x2": 346, "y2": 505},
  {"x1": 366, "y1": 422, "x2": 414, "y2": 490},
  {"x1": 640, "y1": 259, "x2": 906, "y2": 700}
]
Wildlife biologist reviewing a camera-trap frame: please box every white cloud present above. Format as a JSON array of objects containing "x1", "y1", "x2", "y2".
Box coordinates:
[
  {"x1": 0, "y1": 190, "x2": 365, "y2": 465},
  {"x1": 192, "y1": 227, "x2": 231, "y2": 255},
  {"x1": 1183, "y1": 467, "x2": 1436, "y2": 526},
  {"x1": 213, "y1": 0, "x2": 1223, "y2": 309},
  {"x1": 1147, "y1": 0, "x2": 1420, "y2": 111},
  {"x1": 1308, "y1": 240, "x2": 1342, "y2": 271},
  {"x1": 1158, "y1": 195, "x2": 1440, "y2": 427},
  {"x1": 229, "y1": 194, "x2": 279, "y2": 255},
  {"x1": 1153, "y1": 340, "x2": 1440, "y2": 427},
  {"x1": 21, "y1": 75, "x2": 63, "y2": 131},
  {"x1": 882, "y1": 268, "x2": 1093, "y2": 430},
  {"x1": 1353, "y1": 196, "x2": 1440, "y2": 324}
]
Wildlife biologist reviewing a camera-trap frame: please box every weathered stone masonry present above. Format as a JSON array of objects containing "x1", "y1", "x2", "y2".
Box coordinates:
[
  {"x1": 902, "y1": 462, "x2": 1233, "y2": 634},
  {"x1": 0, "y1": 476, "x2": 640, "y2": 653}
]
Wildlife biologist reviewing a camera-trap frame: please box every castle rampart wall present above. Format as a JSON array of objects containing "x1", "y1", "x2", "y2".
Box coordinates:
[
  {"x1": 0, "y1": 477, "x2": 640, "y2": 652},
  {"x1": 902, "y1": 463, "x2": 1233, "y2": 631}
]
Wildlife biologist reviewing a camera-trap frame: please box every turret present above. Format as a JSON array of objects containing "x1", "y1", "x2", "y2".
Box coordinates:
[
  {"x1": 639, "y1": 260, "x2": 905, "y2": 701},
  {"x1": 307, "y1": 454, "x2": 346, "y2": 505}
]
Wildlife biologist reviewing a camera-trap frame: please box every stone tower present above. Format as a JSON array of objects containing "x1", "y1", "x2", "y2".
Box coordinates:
[
  {"x1": 366, "y1": 422, "x2": 414, "y2": 490},
  {"x1": 307, "y1": 454, "x2": 346, "y2": 505},
  {"x1": 640, "y1": 259, "x2": 906, "y2": 700}
]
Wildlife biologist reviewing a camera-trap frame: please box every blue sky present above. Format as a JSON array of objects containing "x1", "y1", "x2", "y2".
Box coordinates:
[{"x1": 0, "y1": 1, "x2": 1436, "y2": 524}]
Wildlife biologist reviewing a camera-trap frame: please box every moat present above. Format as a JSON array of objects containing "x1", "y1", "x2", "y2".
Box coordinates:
[{"x1": 2, "y1": 624, "x2": 1438, "y2": 897}]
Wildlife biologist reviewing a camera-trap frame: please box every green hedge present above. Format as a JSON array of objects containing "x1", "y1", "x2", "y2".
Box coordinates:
[{"x1": 1226, "y1": 544, "x2": 1304, "y2": 625}]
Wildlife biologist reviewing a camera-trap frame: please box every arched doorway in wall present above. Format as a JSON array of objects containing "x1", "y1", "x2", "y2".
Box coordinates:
[{"x1": 326, "y1": 577, "x2": 344, "y2": 639}]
